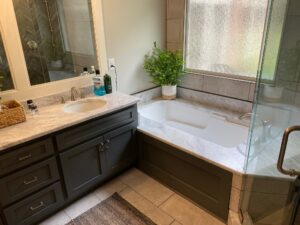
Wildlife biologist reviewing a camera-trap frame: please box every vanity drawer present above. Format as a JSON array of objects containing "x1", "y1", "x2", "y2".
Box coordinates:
[
  {"x1": 0, "y1": 138, "x2": 54, "y2": 176},
  {"x1": 0, "y1": 157, "x2": 59, "y2": 206},
  {"x1": 56, "y1": 105, "x2": 137, "y2": 151},
  {"x1": 3, "y1": 182, "x2": 64, "y2": 225}
]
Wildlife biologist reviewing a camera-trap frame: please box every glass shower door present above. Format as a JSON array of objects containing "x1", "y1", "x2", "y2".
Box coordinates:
[{"x1": 244, "y1": 0, "x2": 300, "y2": 224}]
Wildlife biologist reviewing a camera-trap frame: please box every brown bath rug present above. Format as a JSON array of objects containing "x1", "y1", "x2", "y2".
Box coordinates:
[{"x1": 66, "y1": 193, "x2": 157, "y2": 225}]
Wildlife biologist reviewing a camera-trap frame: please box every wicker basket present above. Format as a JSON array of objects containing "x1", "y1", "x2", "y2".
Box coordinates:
[{"x1": 0, "y1": 100, "x2": 26, "y2": 129}]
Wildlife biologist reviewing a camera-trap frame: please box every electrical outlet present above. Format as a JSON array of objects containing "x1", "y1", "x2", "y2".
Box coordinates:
[{"x1": 108, "y1": 58, "x2": 116, "y2": 70}]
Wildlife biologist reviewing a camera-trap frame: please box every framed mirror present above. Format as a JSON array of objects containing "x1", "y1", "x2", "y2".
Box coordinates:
[{"x1": 12, "y1": 0, "x2": 98, "y2": 86}]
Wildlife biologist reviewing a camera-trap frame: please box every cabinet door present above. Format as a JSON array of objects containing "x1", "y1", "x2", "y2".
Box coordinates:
[
  {"x1": 60, "y1": 136, "x2": 105, "y2": 199},
  {"x1": 104, "y1": 124, "x2": 137, "y2": 175}
]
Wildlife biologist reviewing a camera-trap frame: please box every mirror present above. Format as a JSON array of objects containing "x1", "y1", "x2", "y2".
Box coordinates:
[
  {"x1": 0, "y1": 33, "x2": 14, "y2": 91},
  {"x1": 12, "y1": 0, "x2": 98, "y2": 86}
]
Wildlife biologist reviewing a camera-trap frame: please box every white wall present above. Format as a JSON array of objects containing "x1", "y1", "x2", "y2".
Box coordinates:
[{"x1": 102, "y1": 0, "x2": 166, "y2": 94}]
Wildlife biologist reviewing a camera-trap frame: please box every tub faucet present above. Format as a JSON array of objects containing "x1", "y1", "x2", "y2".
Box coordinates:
[
  {"x1": 70, "y1": 87, "x2": 81, "y2": 101},
  {"x1": 239, "y1": 112, "x2": 272, "y2": 143}
]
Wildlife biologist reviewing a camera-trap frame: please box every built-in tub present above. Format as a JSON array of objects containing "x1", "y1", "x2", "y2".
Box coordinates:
[
  {"x1": 138, "y1": 100, "x2": 249, "y2": 173},
  {"x1": 137, "y1": 99, "x2": 250, "y2": 222}
]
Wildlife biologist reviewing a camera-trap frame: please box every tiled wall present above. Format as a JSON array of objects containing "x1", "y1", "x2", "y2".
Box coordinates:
[
  {"x1": 166, "y1": 0, "x2": 256, "y2": 102},
  {"x1": 180, "y1": 74, "x2": 256, "y2": 102}
]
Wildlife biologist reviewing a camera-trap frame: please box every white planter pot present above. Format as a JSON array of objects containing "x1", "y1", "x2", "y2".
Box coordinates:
[{"x1": 162, "y1": 85, "x2": 177, "y2": 100}]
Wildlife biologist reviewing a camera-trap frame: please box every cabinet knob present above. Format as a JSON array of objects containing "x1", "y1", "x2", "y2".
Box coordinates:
[
  {"x1": 98, "y1": 143, "x2": 105, "y2": 152},
  {"x1": 105, "y1": 139, "x2": 110, "y2": 149}
]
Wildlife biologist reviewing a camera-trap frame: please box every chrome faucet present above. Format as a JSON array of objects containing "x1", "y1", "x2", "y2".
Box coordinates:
[
  {"x1": 70, "y1": 87, "x2": 81, "y2": 101},
  {"x1": 239, "y1": 112, "x2": 272, "y2": 143}
]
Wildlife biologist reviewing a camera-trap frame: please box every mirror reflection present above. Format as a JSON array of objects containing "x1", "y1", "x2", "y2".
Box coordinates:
[
  {"x1": 0, "y1": 33, "x2": 14, "y2": 91},
  {"x1": 12, "y1": 0, "x2": 98, "y2": 85}
]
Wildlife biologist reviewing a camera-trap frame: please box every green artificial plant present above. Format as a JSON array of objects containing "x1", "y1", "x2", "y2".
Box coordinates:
[{"x1": 144, "y1": 42, "x2": 184, "y2": 86}]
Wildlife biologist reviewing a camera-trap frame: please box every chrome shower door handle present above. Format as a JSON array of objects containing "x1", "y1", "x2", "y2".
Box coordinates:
[{"x1": 277, "y1": 126, "x2": 300, "y2": 177}]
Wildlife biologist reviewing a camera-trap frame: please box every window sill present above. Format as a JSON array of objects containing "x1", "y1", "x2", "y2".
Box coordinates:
[{"x1": 184, "y1": 69, "x2": 257, "y2": 83}]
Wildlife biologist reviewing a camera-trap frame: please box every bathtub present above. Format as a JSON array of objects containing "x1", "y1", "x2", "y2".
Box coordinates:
[{"x1": 138, "y1": 100, "x2": 249, "y2": 173}]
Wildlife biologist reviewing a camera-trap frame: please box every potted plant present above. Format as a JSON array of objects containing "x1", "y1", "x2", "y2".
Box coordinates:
[{"x1": 144, "y1": 43, "x2": 184, "y2": 99}]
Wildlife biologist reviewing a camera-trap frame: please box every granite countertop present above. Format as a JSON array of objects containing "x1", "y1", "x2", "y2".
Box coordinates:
[{"x1": 0, "y1": 93, "x2": 139, "y2": 151}]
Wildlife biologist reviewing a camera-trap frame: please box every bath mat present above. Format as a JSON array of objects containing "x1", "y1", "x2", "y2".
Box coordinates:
[{"x1": 66, "y1": 193, "x2": 157, "y2": 225}]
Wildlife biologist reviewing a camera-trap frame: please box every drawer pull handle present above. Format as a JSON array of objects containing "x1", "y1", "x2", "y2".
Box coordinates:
[
  {"x1": 18, "y1": 154, "x2": 32, "y2": 161},
  {"x1": 23, "y1": 176, "x2": 38, "y2": 185},
  {"x1": 29, "y1": 201, "x2": 44, "y2": 211}
]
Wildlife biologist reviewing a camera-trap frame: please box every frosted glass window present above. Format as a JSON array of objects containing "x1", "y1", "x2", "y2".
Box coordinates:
[{"x1": 185, "y1": 0, "x2": 268, "y2": 78}]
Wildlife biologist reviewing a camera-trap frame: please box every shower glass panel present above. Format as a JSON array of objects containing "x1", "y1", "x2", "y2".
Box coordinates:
[
  {"x1": 12, "y1": 0, "x2": 98, "y2": 86},
  {"x1": 244, "y1": 0, "x2": 300, "y2": 224},
  {"x1": 0, "y1": 33, "x2": 14, "y2": 91}
]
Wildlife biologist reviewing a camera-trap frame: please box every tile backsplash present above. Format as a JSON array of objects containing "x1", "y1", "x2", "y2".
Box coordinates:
[
  {"x1": 180, "y1": 73, "x2": 256, "y2": 102},
  {"x1": 178, "y1": 87, "x2": 253, "y2": 114}
]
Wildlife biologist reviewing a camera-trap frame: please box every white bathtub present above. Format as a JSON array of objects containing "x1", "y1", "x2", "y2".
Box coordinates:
[{"x1": 138, "y1": 100, "x2": 249, "y2": 172}]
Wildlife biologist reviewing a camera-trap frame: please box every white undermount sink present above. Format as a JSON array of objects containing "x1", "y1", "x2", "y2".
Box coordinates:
[{"x1": 63, "y1": 99, "x2": 107, "y2": 113}]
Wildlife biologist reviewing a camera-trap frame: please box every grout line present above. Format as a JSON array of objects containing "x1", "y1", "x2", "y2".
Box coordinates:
[
  {"x1": 158, "y1": 192, "x2": 175, "y2": 208},
  {"x1": 128, "y1": 187, "x2": 176, "y2": 222}
]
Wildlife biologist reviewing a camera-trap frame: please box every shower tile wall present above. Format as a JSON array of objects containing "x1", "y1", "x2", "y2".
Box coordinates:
[
  {"x1": 166, "y1": 0, "x2": 256, "y2": 102},
  {"x1": 0, "y1": 35, "x2": 14, "y2": 91},
  {"x1": 13, "y1": 0, "x2": 65, "y2": 85},
  {"x1": 273, "y1": 2, "x2": 300, "y2": 106}
]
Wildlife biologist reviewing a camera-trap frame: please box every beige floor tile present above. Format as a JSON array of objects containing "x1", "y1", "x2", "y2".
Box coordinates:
[
  {"x1": 64, "y1": 192, "x2": 101, "y2": 219},
  {"x1": 171, "y1": 221, "x2": 183, "y2": 225},
  {"x1": 228, "y1": 211, "x2": 242, "y2": 225},
  {"x1": 160, "y1": 194, "x2": 225, "y2": 225},
  {"x1": 120, "y1": 187, "x2": 174, "y2": 225},
  {"x1": 120, "y1": 168, "x2": 174, "y2": 206},
  {"x1": 39, "y1": 211, "x2": 71, "y2": 225},
  {"x1": 93, "y1": 179, "x2": 127, "y2": 201}
]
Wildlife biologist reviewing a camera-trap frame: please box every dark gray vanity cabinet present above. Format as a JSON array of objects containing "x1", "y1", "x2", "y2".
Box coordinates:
[
  {"x1": 60, "y1": 124, "x2": 137, "y2": 199},
  {"x1": 3, "y1": 182, "x2": 64, "y2": 225},
  {"x1": 58, "y1": 105, "x2": 138, "y2": 200},
  {"x1": 0, "y1": 104, "x2": 138, "y2": 225},
  {"x1": 0, "y1": 138, "x2": 63, "y2": 225},
  {"x1": 104, "y1": 124, "x2": 137, "y2": 176},
  {"x1": 60, "y1": 136, "x2": 106, "y2": 198}
]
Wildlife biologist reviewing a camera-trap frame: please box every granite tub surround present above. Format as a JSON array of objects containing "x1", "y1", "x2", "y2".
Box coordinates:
[
  {"x1": 0, "y1": 93, "x2": 139, "y2": 151},
  {"x1": 138, "y1": 99, "x2": 248, "y2": 174},
  {"x1": 133, "y1": 87, "x2": 162, "y2": 104}
]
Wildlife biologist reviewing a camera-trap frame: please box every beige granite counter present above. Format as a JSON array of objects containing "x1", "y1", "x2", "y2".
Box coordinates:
[{"x1": 0, "y1": 93, "x2": 139, "y2": 151}]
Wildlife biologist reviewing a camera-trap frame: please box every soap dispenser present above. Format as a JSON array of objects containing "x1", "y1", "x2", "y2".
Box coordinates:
[{"x1": 93, "y1": 70, "x2": 106, "y2": 96}]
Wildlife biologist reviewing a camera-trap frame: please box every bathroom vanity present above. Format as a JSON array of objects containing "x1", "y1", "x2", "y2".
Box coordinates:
[{"x1": 0, "y1": 93, "x2": 138, "y2": 225}]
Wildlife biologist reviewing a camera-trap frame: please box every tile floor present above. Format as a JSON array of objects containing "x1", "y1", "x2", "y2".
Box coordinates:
[{"x1": 39, "y1": 168, "x2": 241, "y2": 225}]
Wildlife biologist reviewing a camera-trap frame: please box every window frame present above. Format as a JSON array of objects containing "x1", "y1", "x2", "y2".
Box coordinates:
[{"x1": 0, "y1": 0, "x2": 108, "y2": 101}]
